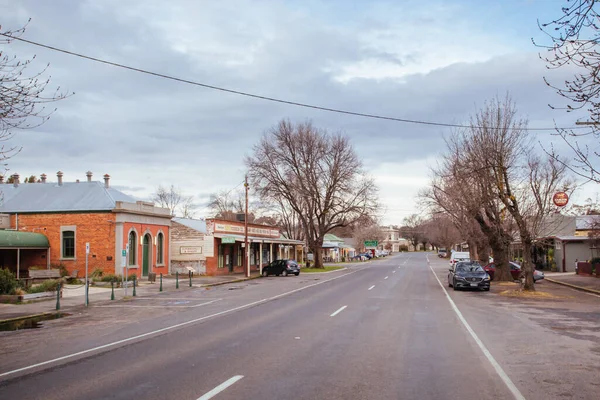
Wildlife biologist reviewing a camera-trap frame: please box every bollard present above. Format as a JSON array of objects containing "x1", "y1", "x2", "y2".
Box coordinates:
[
  {"x1": 189, "y1": 270, "x2": 192, "y2": 287},
  {"x1": 56, "y1": 282, "x2": 61, "y2": 311},
  {"x1": 160, "y1": 273, "x2": 163, "y2": 292},
  {"x1": 133, "y1": 276, "x2": 137, "y2": 297},
  {"x1": 176, "y1": 271, "x2": 179, "y2": 289},
  {"x1": 111, "y1": 280, "x2": 115, "y2": 300}
]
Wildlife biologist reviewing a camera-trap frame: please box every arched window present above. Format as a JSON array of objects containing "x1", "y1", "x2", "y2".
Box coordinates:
[
  {"x1": 157, "y1": 232, "x2": 164, "y2": 264},
  {"x1": 128, "y1": 231, "x2": 137, "y2": 265}
]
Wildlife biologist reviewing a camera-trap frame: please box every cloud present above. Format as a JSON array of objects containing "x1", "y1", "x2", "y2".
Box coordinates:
[{"x1": 1, "y1": 0, "x2": 592, "y2": 226}]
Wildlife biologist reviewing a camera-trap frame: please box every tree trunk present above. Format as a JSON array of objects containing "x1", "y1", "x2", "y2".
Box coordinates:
[
  {"x1": 521, "y1": 238, "x2": 535, "y2": 291},
  {"x1": 467, "y1": 240, "x2": 479, "y2": 263},
  {"x1": 308, "y1": 237, "x2": 325, "y2": 269},
  {"x1": 474, "y1": 214, "x2": 512, "y2": 281}
]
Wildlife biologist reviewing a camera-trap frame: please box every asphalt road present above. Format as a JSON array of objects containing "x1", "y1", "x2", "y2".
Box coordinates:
[{"x1": 1, "y1": 253, "x2": 598, "y2": 399}]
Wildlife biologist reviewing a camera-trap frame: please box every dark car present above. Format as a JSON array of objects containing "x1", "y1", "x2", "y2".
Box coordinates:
[
  {"x1": 448, "y1": 261, "x2": 490, "y2": 291},
  {"x1": 483, "y1": 262, "x2": 545, "y2": 282},
  {"x1": 262, "y1": 259, "x2": 300, "y2": 277}
]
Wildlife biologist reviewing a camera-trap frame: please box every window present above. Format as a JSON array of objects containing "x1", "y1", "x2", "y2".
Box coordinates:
[
  {"x1": 157, "y1": 232, "x2": 164, "y2": 264},
  {"x1": 128, "y1": 231, "x2": 137, "y2": 265},
  {"x1": 218, "y1": 244, "x2": 224, "y2": 268},
  {"x1": 62, "y1": 230, "x2": 75, "y2": 258},
  {"x1": 237, "y1": 244, "x2": 242, "y2": 266}
]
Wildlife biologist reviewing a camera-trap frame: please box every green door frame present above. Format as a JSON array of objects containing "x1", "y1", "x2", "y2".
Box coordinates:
[{"x1": 142, "y1": 234, "x2": 150, "y2": 276}]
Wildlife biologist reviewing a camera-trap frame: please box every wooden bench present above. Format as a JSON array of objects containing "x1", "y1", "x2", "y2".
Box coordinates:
[{"x1": 23, "y1": 269, "x2": 62, "y2": 288}]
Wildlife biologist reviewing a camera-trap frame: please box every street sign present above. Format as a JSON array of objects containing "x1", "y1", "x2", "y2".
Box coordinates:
[
  {"x1": 553, "y1": 192, "x2": 569, "y2": 207},
  {"x1": 364, "y1": 240, "x2": 378, "y2": 247},
  {"x1": 86, "y1": 242, "x2": 90, "y2": 254}
]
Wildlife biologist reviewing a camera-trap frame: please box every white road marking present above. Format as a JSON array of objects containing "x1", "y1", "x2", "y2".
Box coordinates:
[
  {"x1": 384, "y1": 276, "x2": 389, "y2": 280},
  {"x1": 393, "y1": 271, "x2": 396, "y2": 273},
  {"x1": 330, "y1": 305, "x2": 347, "y2": 317},
  {"x1": 426, "y1": 256, "x2": 525, "y2": 400},
  {"x1": 368, "y1": 285, "x2": 375, "y2": 291},
  {"x1": 0, "y1": 268, "x2": 362, "y2": 379},
  {"x1": 197, "y1": 375, "x2": 244, "y2": 400},
  {"x1": 94, "y1": 299, "x2": 221, "y2": 308}
]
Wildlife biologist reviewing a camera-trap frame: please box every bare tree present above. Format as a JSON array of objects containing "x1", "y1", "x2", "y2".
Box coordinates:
[
  {"x1": 460, "y1": 96, "x2": 572, "y2": 290},
  {"x1": 1, "y1": 22, "x2": 71, "y2": 167},
  {"x1": 151, "y1": 185, "x2": 196, "y2": 217},
  {"x1": 537, "y1": 1, "x2": 600, "y2": 182},
  {"x1": 401, "y1": 214, "x2": 424, "y2": 251},
  {"x1": 421, "y1": 214, "x2": 462, "y2": 257},
  {"x1": 246, "y1": 119, "x2": 379, "y2": 268},
  {"x1": 352, "y1": 223, "x2": 386, "y2": 253},
  {"x1": 207, "y1": 188, "x2": 246, "y2": 221}
]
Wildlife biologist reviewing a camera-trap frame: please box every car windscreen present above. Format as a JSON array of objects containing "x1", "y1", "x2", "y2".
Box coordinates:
[{"x1": 456, "y1": 263, "x2": 484, "y2": 272}]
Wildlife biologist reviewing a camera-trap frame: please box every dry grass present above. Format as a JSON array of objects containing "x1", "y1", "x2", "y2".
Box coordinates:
[
  {"x1": 496, "y1": 282, "x2": 520, "y2": 287},
  {"x1": 498, "y1": 289, "x2": 569, "y2": 299}
]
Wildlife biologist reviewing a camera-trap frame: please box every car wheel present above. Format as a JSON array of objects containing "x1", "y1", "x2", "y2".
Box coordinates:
[
  {"x1": 282, "y1": 270, "x2": 288, "y2": 277},
  {"x1": 295, "y1": 272, "x2": 299, "y2": 276},
  {"x1": 262, "y1": 269, "x2": 268, "y2": 277},
  {"x1": 485, "y1": 288, "x2": 490, "y2": 291},
  {"x1": 448, "y1": 279, "x2": 452, "y2": 288},
  {"x1": 453, "y1": 279, "x2": 459, "y2": 291}
]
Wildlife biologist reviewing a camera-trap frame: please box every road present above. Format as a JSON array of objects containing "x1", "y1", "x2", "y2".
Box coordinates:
[{"x1": 1, "y1": 253, "x2": 598, "y2": 399}]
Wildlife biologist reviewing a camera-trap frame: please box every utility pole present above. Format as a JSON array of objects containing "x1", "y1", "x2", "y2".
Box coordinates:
[{"x1": 244, "y1": 175, "x2": 250, "y2": 278}]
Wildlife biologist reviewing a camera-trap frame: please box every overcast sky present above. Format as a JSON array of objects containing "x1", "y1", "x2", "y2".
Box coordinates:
[{"x1": 1, "y1": 0, "x2": 596, "y2": 224}]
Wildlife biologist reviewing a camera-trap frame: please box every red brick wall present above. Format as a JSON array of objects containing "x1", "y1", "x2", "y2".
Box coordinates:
[
  {"x1": 13, "y1": 212, "x2": 115, "y2": 276},
  {"x1": 122, "y1": 222, "x2": 169, "y2": 276}
]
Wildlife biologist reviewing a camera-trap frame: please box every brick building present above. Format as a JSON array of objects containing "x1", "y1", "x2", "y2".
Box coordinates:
[
  {"x1": 171, "y1": 217, "x2": 304, "y2": 276},
  {"x1": 0, "y1": 172, "x2": 171, "y2": 278}
]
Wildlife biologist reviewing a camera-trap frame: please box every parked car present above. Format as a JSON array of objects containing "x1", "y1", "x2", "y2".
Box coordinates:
[
  {"x1": 448, "y1": 261, "x2": 490, "y2": 291},
  {"x1": 438, "y1": 249, "x2": 448, "y2": 258},
  {"x1": 262, "y1": 260, "x2": 300, "y2": 277},
  {"x1": 449, "y1": 251, "x2": 470, "y2": 266},
  {"x1": 483, "y1": 262, "x2": 545, "y2": 282}
]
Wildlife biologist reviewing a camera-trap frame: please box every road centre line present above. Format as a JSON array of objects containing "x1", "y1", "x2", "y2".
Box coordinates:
[
  {"x1": 384, "y1": 276, "x2": 388, "y2": 280},
  {"x1": 426, "y1": 256, "x2": 525, "y2": 400},
  {"x1": 330, "y1": 305, "x2": 347, "y2": 317},
  {"x1": 197, "y1": 375, "x2": 244, "y2": 400},
  {"x1": 0, "y1": 268, "x2": 362, "y2": 380},
  {"x1": 368, "y1": 285, "x2": 375, "y2": 291}
]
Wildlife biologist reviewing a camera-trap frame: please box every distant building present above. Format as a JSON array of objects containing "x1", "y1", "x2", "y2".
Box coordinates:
[{"x1": 380, "y1": 226, "x2": 409, "y2": 252}]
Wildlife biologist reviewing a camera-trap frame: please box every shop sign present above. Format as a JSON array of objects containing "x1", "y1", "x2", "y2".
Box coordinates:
[
  {"x1": 180, "y1": 246, "x2": 202, "y2": 254},
  {"x1": 221, "y1": 236, "x2": 236, "y2": 244},
  {"x1": 553, "y1": 192, "x2": 569, "y2": 207}
]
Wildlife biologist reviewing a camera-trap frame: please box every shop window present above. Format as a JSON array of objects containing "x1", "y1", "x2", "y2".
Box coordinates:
[{"x1": 218, "y1": 244, "x2": 224, "y2": 268}]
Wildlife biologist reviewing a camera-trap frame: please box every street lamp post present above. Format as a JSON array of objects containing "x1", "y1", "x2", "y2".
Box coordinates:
[{"x1": 244, "y1": 175, "x2": 250, "y2": 278}]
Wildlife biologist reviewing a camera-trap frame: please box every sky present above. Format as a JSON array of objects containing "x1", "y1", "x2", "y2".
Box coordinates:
[{"x1": 0, "y1": 0, "x2": 597, "y2": 225}]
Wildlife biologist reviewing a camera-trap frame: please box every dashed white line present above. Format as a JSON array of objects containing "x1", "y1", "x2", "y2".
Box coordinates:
[
  {"x1": 427, "y1": 257, "x2": 525, "y2": 400},
  {"x1": 368, "y1": 285, "x2": 375, "y2": 291},
  {"x1": 330, "y1": 305, "x2": 347, "y2": 317},
  {"x1": 384, "y1": 276, "x2": 389, "y2": 280},
  {"x1": 393, "y1": 271, "x2": 396, "y2": 273},
  {"x1": 197, "y1": 375, "x2": 244, "y2": 400}
]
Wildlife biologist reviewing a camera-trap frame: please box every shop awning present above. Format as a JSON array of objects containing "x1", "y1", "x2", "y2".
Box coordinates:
[
  {"x1": 213, "y1": 233, "x2": 303, "y2": 245},
  {"x1": 0, "y1": 230, "x2": 49, "y2": 248}
]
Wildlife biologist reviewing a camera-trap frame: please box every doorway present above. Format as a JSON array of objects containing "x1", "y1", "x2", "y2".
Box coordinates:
[{"x1": 142, "y1": 234, "x2": 151, "y2": 276}]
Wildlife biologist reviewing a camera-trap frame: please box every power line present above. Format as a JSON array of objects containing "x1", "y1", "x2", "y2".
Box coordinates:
[{"x1": 1, "y1": 33, "x2": 587, "y2": 132}]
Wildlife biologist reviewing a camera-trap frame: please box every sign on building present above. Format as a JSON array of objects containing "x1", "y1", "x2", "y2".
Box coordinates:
[
  {"x1": 221, "y1": 236, "x2": 236, "y2": 244},
  {"x1": 180, "y1": 246, "x2": 202, "y2": 254}
]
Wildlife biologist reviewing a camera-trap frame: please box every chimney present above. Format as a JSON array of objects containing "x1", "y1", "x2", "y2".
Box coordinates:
[
  {"x1": 57, "y1": 171, "x2": 64, "y2": 186},
  {"x1": 40, "y1": 173, "x2": 47, "y2": 183},
  {"x1": 103, "y1": 174, "x2": 110, "y2": 188},
  {"x1": 86, "y1": 171, "x2": 93, "y2": 182},
  {"x1": 13, "y1": 173, "x2": 20, "y2": 187}
]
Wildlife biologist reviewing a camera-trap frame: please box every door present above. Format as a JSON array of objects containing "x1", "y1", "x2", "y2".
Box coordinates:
[{"x1": 142, "y1": 234, "x2": 151, "y2": 276}]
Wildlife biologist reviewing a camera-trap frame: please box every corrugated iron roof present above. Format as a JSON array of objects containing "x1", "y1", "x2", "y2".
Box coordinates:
[
  {"x1": 173, "y1": 217, "x2": 207, "y2": 233},
  {"x1": 0, "y1": 181, "x2": 137, "y2": 213}
]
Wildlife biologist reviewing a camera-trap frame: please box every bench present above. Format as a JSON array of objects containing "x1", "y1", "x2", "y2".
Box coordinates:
[{"x1": 23, "y1": 269, "x2": 62, "y2": 288}]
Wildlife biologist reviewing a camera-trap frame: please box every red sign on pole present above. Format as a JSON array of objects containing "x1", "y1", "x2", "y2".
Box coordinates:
[{"x1": 553, "y1": 192, "x2": 569, "y2": 207}]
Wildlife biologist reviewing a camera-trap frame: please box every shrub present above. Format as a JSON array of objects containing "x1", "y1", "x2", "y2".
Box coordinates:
[
  {"x1": 590, "y1": 257, "x2": 600, "y2": 265},
  {"x1": 101, "y1": 274, "x2": 119, "y2": 282},
  {"x1": 399, "y1": 245, "x2": 409, "y2": 252},
  {"x1": 0, "y1": 268, "x2": 18, "y2": 295},
  {"x1": 28, "y1": 279, "x2": 60, "y2": 293}
]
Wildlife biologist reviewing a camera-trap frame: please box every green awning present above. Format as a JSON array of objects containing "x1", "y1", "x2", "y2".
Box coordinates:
[{"x1": 0, "y1": 230, "x2": 49, "y2": 248}]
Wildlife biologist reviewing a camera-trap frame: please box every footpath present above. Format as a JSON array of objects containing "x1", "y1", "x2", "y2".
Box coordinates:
[
  {"x1": 544, "y1": 272, "x2": 600, "y2": 296},
  {"x1": 0, "y1": 272, "x2": 261, "y2": 323}
]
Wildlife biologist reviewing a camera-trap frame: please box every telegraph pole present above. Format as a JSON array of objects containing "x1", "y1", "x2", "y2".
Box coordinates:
[{"x1": 244, "y1": 175, "x2": 250, "y2": 278}]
